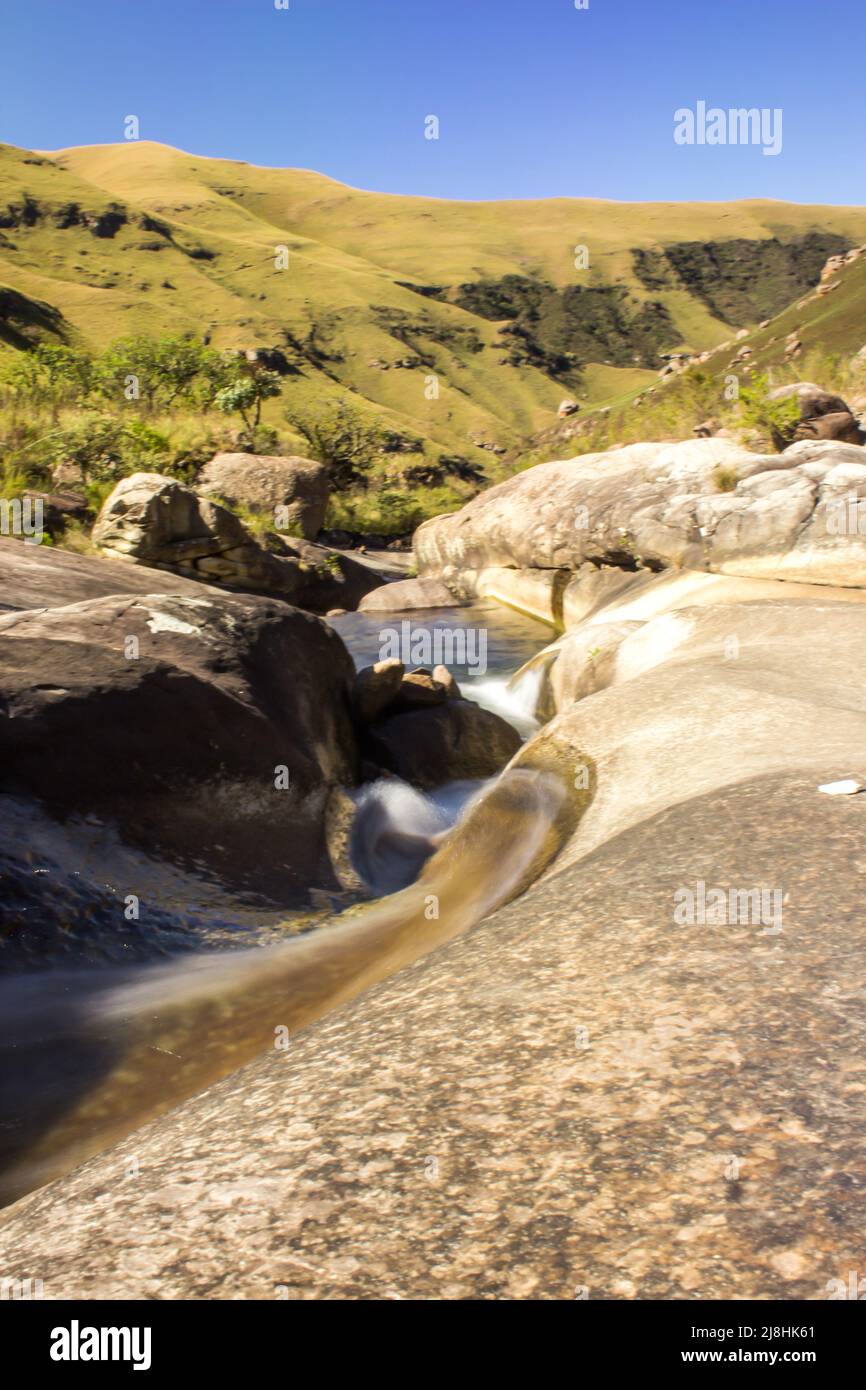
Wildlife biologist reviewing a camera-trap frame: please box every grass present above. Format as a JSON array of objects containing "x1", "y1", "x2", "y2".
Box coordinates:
[
  {"x1": 2, "y1": 138, "x2": 866, "y2": 542},
  {"x1": 3, "y1": 138, "x2": 866, "y2": 476}
]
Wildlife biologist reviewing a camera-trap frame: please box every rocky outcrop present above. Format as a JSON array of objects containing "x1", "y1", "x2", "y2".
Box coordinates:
[
  {"x1": 415, "y1": 438, "x2": 866, "y2": 616},
  {"x1": 197, "y1": 452, "x2": 329, "y2": 540},
  {"x1": 767, "y1": 381, "x2": 865, "y2": 450},
  {"x1": 0, "y1": 590, "x2": 358, "y2": 902},
  {"x1": 92, "y1": 473, "x2": 383, "y2": 613},
  {"x1": 350, "y1": 659, "x2": 519, "y2": 784}
]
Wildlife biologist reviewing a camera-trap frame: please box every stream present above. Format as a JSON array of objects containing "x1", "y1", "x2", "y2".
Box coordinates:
[{"x1": 0, "y1": 600, "x2": 559, "y2": 1205}]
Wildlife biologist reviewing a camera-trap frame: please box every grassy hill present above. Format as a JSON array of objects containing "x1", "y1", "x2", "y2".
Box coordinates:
[{"x1": 3, "y1": 138, "x2": 866, "y2": 481}]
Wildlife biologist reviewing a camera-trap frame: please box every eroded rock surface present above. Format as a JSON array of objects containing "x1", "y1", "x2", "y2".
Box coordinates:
[
  {"x1": 93, "y1": 472, "x2": 382, "y2": 613},
  {"x1": 416, "y1": 438, "x2": 866, "y2": 604}
]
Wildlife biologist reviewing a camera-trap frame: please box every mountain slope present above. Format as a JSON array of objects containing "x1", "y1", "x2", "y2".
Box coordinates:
[{"x1": 3, "y1": 139, "x2": 866, "y2": 466}]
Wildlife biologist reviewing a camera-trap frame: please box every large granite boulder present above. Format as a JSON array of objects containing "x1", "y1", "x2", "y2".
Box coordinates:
[
  {"x1": 415, "y1": 438, "x2": 866, "y2": 599},
  {"x1": 92, "y1": 473, "x2": 382, "y2": 613},
  {"x1": 0, "y1": 590, "x2": 358, "y2": 903},
  {"x1": 197, "y1": 452, "x2": 329, "y2": 540}
]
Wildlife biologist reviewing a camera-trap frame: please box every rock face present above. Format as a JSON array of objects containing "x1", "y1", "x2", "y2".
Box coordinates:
[
  {"x1": 0, "y1": 590, "x2": 358, "y2": 902},
  {"x1": 197, "y1": 452, "x2": 329, "y2": 540},
  {"x1": 415, "y1": 438, "x2": 866, "y2": 605},
  {"x1": 92, "y1": 473, "x2": 383, "y2": 613}
]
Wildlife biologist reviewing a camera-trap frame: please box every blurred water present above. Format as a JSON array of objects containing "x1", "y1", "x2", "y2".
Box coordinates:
[{"x1": 329, "y1": 601, "x2": 553, "y2": 681}]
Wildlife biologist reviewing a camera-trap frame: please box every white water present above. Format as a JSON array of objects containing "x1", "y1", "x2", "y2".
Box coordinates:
[
  {"x1": 461, "y1": 664, "x2": 545, "y2": 738},
  {"x1": 349, "y1": 777, "x2": 487, "y2": 895}
]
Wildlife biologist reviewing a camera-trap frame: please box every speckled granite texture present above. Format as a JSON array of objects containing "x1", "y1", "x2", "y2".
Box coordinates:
[{"x1": 0, "y1": 772, "x2": 863, "y2": 1300}]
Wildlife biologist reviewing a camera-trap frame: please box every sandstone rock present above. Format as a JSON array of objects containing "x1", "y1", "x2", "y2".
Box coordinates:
[
  {"x1": 549, "y1": 620, "x2": 644, "y2": 709},
  {"x1": 767, "y1": 382, "x2": 859, "y2": 450},
  {"x1": 363, "y1": 699, "x2": 521, "y2": 788},
  {"x1": 352, "y1": 658, "x2": 405, "y2": 724},
  {"x1": 357, "y1": 576, "x2": 460, "y2": 612},
  {"x1": 92, "y1": 473, "x2": 383, "y2": 613},
  {"x1": 0, "y1": 591, "x2": 358, "y2": 903},
  {"x1": 793, "y1": 411, "x2": 866, "y2": 446},
  {"x1": 432, "y1": 664, "x2": 461, "y2": 698},
  {"x1": 0, "y1": 535, "x2": 218, "y2": 613},
  {"x1": 197, "y1": 452, "x2": 329, "y2": 540},
  {"x1": 21, "y1": 490, "x2": 90, "y2": 539},
  {"x1": 562, "y1": 565, "x2": 652, "y2": 629},
  {"x1": 557, "y1": 399, "x2": 579, "y2": 418},
  {"x1": 391, "y1": 668, "x2": 448, "y2": 712},
  {"x1": 415, "y1": 438, "x2": 866, "y2": 593}
]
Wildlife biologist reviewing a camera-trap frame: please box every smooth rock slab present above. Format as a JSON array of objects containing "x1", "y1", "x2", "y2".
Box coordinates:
[{"x1": 0, "y1": 774, "x2": 863, "y2": 1300}]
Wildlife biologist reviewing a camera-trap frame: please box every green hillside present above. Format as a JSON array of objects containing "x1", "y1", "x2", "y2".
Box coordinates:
[{"x1": 3, "y1": 138, "x2": 866, "y2": 476}]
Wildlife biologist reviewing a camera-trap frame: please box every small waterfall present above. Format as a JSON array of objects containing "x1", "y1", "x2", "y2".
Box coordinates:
[
  {"x1": 462, "y1": 662, "x2": 547, "y2": 737},
  {"x1": 350, "y1": 777, "x2": 486, "y2": 895},
  {"x1": 0, "y1": 767, "x2": 570, "y2": 1207}
]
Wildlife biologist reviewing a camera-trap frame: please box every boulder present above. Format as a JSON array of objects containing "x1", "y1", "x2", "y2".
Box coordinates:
[
  {"x1": 0, "y1": 591, "x2": 358, "y2": 903},
  {"x1": 0, "y1": 535, "x2": 215, "y2": 614},
  {"x1": 362, "y1": 699, "x2": 521, "y2": 788},
  {"x1": 390, "y1": 668, "x2": 449, "y2": 713},
  {"x1": 415, "y1": 438, "x2": 866, "y2": 594},
  {"x1": 92, "y1": 473, "x2": 383, "y2": 613},
  {"x1": 197, "y1": 452, "x2": 329, "y2": 540},
  {"x1": 793, "y1": 411, "x2": 866, "y2": 446},
  {"x1": 767, "y1": 382, "x2": 862, "y2": 450},
  {"x1": 432, "y1": 664, "x2": 461, "y2": 698},
  {"x1": 352, "y1": 658, "x2": 405, "y2": 725},
  {"x1": 357, "y1": 576, "x2": 460, "y2": 612}
]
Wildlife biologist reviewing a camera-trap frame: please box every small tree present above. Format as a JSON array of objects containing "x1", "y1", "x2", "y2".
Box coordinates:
[
  {"x1": 214, "y1": 367, "x2": 282, "y2": 435},
  {"x1": 285, "y1": 397, "x2": 381, "y2": 488}
]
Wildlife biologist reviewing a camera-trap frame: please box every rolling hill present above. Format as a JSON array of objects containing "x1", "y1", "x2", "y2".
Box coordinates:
[{"x1": 2, "y1": 138, "x2": 866, "y2": 470}]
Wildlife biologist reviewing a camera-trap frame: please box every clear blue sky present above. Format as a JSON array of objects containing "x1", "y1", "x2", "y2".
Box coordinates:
[{"x1": 1, "y1": 0, "x2": 863, "y2": 203}]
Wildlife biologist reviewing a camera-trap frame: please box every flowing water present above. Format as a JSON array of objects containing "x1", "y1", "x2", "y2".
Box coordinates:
[{"x1": 0, "y1": 601, "x2": 561, "y2": 1204}]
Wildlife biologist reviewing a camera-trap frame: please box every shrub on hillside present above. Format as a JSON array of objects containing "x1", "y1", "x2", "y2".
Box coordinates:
[{"x1": 285, "y1": 398, "x2": 382, "y2": 488}]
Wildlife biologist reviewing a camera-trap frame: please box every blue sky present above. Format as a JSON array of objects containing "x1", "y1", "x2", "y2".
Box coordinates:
[{"x1": 1, "y1": 0, "x2": 863, "y2": 203}]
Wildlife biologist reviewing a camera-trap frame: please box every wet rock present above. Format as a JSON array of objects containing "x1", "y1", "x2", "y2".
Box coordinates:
[
  {"x1": 352, "y1": 657, "x2": 405, "y2": 725},
  {"x1": 363, "y1": 699, "x2": 520, "y2": 788},
  {"x1": 432, "y1": 664, "x2": 461, "y2": 698},
  {"x1": 357, "y1": 576, "x2": 460, "y2": 612}
]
